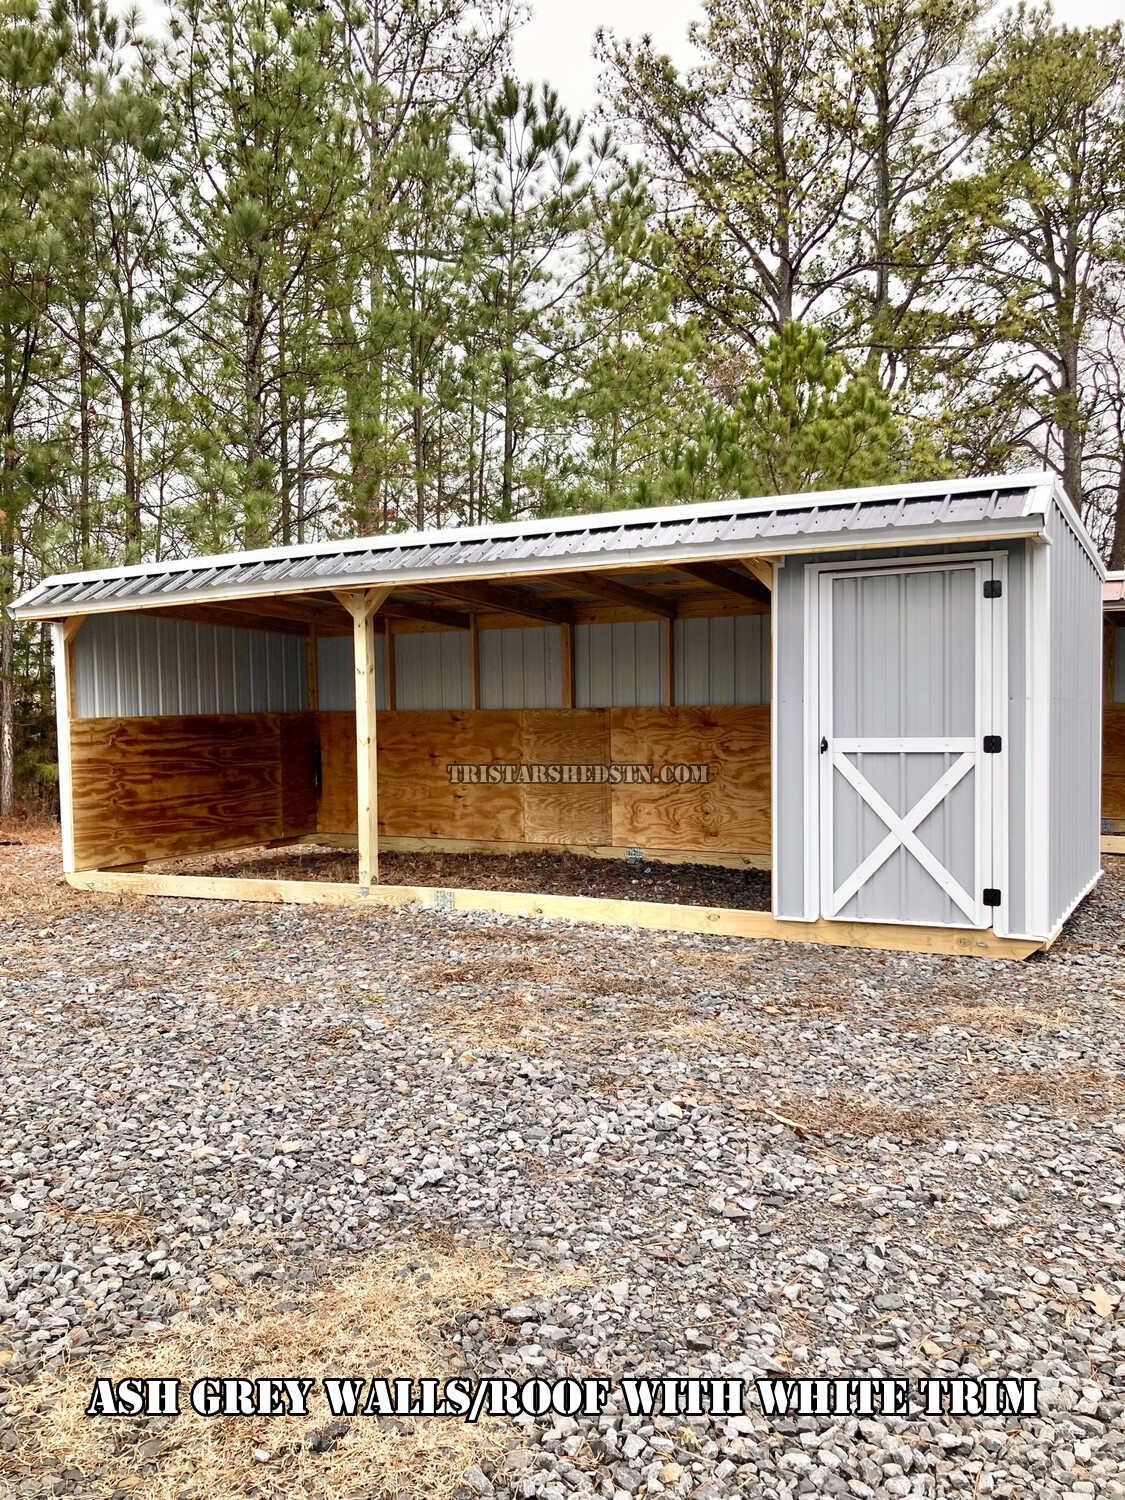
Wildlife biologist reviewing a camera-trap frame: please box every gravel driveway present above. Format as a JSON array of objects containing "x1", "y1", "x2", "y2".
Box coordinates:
[{"x1": 1, "y1": 836, "x2": 1123, "y2": 1499}]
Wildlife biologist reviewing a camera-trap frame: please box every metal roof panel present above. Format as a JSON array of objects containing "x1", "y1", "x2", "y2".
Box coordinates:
[{"x1": 13, "y1": 473, "x2": 1079, "y2": 618}]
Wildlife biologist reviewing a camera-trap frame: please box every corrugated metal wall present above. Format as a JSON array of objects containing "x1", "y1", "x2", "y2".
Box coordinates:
[
  {"x1": 480, "y1": 626, "x2": 562, "y2": 709},
  {"x1": 1114, "y1": 624, "x2": 1125, "y2": 702},
  {"x1": 675, "y1": 615, "x2": 770, "y2": 706},
  {"x1": 316, "y1": 633, "x2": 387, "y2": 712},
  {"x1": 772, "y1": 540, "x2": 1034, "y2": 930},
  {"x1": 394, "y1": 629, "x2": 471, "y2": 710},
  {"x1": 826, "y1": 566, "x2": 979, "y2": 927},
  {"x1": 575, "y1": 621, "x2": 664, "y2": 708},
  {"x1": 1047, "y1": 503, "x2": 1103, "y2": 931},
  {"x1": 72, "y1": 612, "x2": 307, "y2": 717}
]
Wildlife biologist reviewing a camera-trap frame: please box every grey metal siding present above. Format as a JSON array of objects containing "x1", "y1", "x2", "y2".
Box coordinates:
[
  {"x1": 675, "y1": 615, "x2": 770, "y2": 706},
  {"x1": 826, "y1": 565, "x2": 979, "y2": 927},
  {"x1": 479, "y1": 626, "x2": 562, "y2": 709},
  {"x1": 394, "y1": 629, "x2": 470, "y2": 710},
  {"x1": 1047, "y1": 502, "x2": 1102, "y2": 930},
  {"x1": 575, "y1": 621, "x2": 664, "y2": 708},
  {"x1": 1000, "y1": 541, "x2": 1028, "y2": 938},
  {"x1": 72, "y1": 612, "x2": 307, "y2": 717},
  {"x1": 316, "y1": 633, "x2": 387, "y2": 712},
  {"x1": 772, "y1": 560, "x2": 808, "y2": 918},
  {"x1": 771, "y1": 540, "x2": 1034, "y2": 926}
]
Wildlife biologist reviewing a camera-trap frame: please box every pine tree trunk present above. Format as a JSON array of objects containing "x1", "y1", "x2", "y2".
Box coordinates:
[
  {"x1": 78, "y1": 303, "x2": 91, "y2": 557},
  {"x1": 120, "y1": 269, "x2": 140, "y2": 559},
  {"x1": 1109, "y1": 456, "x2": 1125, "y2": 570},
  {"x1": 0, "y1": 540, "x2": 13, "y2": 818}
]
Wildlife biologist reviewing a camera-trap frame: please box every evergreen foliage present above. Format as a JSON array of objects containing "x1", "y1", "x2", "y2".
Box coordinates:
[{"x1": 2, "y1": 0, "x2": 1125, "y2": 809}]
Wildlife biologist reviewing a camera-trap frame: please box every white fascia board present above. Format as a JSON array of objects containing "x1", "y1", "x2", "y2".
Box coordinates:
[
  {"x1": 12, "y1": 517, "x2": 1049, "y2": 622},
  {"x1": 12, "y1": 470, "x2": 1053, "y2": 603},
  {"x1": 1037, "y1": 474, "x2": 1105, "y2": 575}
]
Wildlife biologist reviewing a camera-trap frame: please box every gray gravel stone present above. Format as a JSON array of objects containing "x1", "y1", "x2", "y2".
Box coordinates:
[{"x1": 2, "y1": 839, "x2": 1125, "y2": 1498}]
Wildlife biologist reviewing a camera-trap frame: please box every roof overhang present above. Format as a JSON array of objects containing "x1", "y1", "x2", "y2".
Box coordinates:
[{"x1": 12, "y1": 472, "x2": 1089, "y2": 623}]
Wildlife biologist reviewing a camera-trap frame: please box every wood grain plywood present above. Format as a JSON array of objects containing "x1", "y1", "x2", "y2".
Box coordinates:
[
  {"x1": 280, "y1": 713, "x2": 318, "y2": 832},
  {"x1": 318, "y1": 706, "x2": 770, "y2": 854},
  {"x1": 608, "y1": 705, "x2": 770, "y2": 855},
  {"x1": 520, "y1": 709, "x2": 611, "y2": 846},
  {"x1": 317, "y1": 711, "x2": 359, "y2": 834},
  {"x1": 1103, "y1": 704, "x2": 1125, "y2": 818},
  {"x1": 70, "y1": 713, "x2": 314, "y2": 869},
  {"x1": 318, "y1": 709, "x2": 524, "y2": 841},
  {"x1": 379, "y1": 711, "x2": 524, "y2": 840}
]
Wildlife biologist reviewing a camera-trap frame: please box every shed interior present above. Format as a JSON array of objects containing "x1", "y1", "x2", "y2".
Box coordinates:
[{"x1": 62, "y1": 559, "x2": 775, "y2": 881}]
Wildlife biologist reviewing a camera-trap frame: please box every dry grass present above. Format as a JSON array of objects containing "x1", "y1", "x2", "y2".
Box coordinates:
[
  {"x1": 415, "y1": 952, "x2": 678, "y2": 1003},
  {"x1": 968, "y1": 1066, "x2": 1125, "y2": 1112},
  {"x1": 1, "y1": 1242, "x2": 552, "y2": 1500},
  {"x1": 906, "y1": 999, "x2": 1065, "y2": 1034},
  {"x1": 675, "y1": 951, "x2": 851, "y2": 1012},
  {"x1": 743, "y1": 1091, "x2": 946, "y2": 1143},
  {"x1": 0, "y1": 831, "x2": 141, "y2": 920}
]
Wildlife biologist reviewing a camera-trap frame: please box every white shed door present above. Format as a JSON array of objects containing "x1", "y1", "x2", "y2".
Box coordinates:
[{"x1": 819, "y1": 562, "x2": 999, "y2": 928}]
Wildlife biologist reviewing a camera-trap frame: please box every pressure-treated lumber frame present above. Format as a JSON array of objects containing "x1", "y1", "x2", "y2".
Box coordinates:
[
  {"x1": 64, "y1": 868, "x2": 1045, "y2": 958},
  {"x1": 335, "y1": 587, "x2": 390, "y2": 887}
]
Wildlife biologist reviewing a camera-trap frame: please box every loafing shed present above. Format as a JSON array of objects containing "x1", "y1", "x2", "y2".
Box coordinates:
[
  {"x1": 12, "y1": 471, "x2": 1104, "y2": 959},
  {"x1": 1103, "y1": 569, "x2": 1125, "y2": 852}
]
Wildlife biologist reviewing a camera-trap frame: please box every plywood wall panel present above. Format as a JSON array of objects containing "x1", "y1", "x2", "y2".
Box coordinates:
[
  {"x1": 71, "y1": 713, "x2": 316, "y2": 868},
  {"x1": 377, "y1": 711, "x2": 524, "y2": 840},
  {"x1": 1103, "y1": 704, "x2": 1125, "y2": 819},
  {"x1": 317, "y1": 706, "x2": 769, "y2": 855},
  {"x1": 608, "y1": 706, "x2": 771, "y2": 855},
  {"x1": 279, "y1": 714, "x2": 319, "y2": 834},
  {"x1": 520, "y1": 709, "x2": 611, "y2": 846}
]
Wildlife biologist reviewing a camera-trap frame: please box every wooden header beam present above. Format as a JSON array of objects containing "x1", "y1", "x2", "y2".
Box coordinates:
[{"x1": 673, "y1": 561, "x2": 771, "y2": 607}]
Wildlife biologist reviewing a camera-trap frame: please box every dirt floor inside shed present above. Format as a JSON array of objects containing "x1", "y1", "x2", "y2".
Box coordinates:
[
  {"x1": 1, "y1": 827, "x2": 1123, "y2": 1500},
  {"x1": 151, "y1": 841, "x2": 775, "y2": 910}
]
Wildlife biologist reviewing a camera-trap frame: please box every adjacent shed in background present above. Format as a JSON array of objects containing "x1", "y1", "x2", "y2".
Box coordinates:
[
  {"x1": 12, "y1": 472, "x2": 1105, "y2": 958},
  {"x1": 1102, "y1": 570, "x2": 1125, "y2": 851}
]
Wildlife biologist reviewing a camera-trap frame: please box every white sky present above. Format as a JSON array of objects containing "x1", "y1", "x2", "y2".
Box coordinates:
[{"x1": 512, "y1": 0, "x2": 1125, "y2": 116}]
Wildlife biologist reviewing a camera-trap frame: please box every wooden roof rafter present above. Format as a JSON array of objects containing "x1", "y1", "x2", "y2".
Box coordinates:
[
  {"x1": 567, "y1": 571, "x2": 678, "y2": 619},
  {"x1": 421, "y1": 579, "x2": 575, "y2": 626}
]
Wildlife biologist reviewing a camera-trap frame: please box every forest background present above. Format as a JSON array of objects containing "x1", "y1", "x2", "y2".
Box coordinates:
[{"x1": 2, "y1": 0, "x2": 1124, "y2": 810}]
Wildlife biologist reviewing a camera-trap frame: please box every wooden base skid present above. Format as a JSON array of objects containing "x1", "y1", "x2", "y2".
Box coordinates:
[
  {"x1": 67, "y1": 870, "x2": 1042, "y2": 959},
  {"x1": 1101, "y1": 835, "x2": 1125, "y2": 855}
]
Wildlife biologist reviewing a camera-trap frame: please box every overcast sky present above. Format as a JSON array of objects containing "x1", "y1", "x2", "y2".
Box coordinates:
[{"x1": 512, "y1": 0, "x2": 1125, "y2": 116}]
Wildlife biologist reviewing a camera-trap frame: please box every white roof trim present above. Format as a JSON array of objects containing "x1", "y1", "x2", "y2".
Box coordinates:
[
  {"x1": 17, "y1": 471, "x2": 1052, "y2": 593},
  {"x1": 12, "y1": 516, "x2": 1052, "y2": 621}
]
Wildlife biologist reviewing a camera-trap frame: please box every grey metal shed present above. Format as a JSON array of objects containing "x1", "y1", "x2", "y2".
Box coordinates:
[{"x1": 12, "y1": 470, "x2": 1104, "y2": 958}]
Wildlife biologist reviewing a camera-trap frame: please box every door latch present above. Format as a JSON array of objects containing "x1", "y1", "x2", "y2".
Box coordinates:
[{"x1": 820, "y1": 736, "x2": 828, "y2": 754}]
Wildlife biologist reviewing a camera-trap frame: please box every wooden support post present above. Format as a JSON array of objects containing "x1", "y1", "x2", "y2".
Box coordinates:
[
  {"x1": 386, "y1": 620, "x2": 397, "y2": 711},
  {"x1": 561, "y1": 622, "x2": 575, "y2": 709},
  {"x1": 663, "y1": 617, "x2": 675, "y2": 708},
  {"x1": 334, "y1": 588, "x2": 390, "y2": 889},
  {"x1": 469, "y1": 614, "x2": 480, "y2": 710},
  {"x1": 306, "y1": 627, "x2": 319, "y2": 712}
]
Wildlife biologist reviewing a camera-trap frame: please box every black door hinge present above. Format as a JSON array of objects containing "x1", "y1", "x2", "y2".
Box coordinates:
[
  {"x1": 983, "y1": 579, "x2": 1002, "y2": 598},
  {"x1": 983, "y1": 735, "x2": 1002, "y2": 753},
  {"x1": 983, "y1": 888, "x2": 1002, "y2": 907}
]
